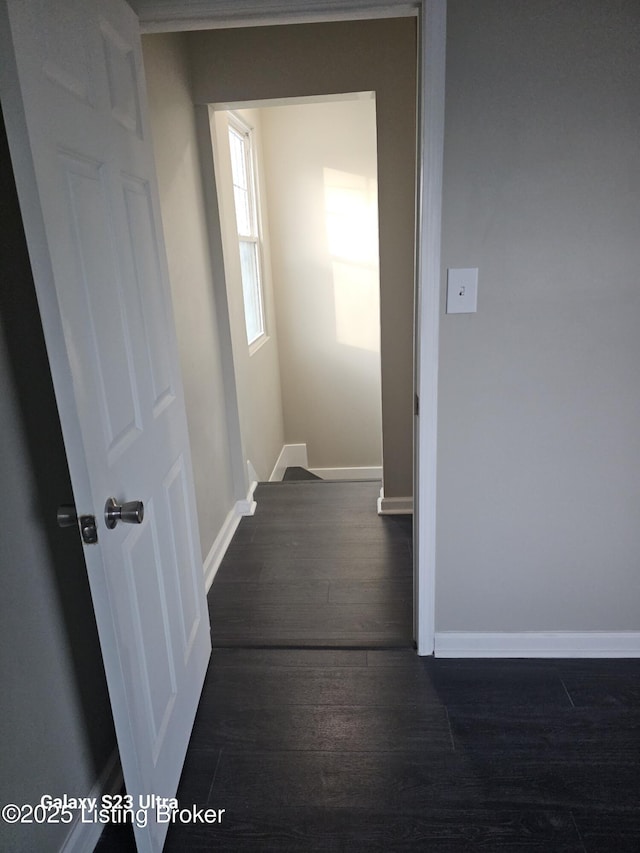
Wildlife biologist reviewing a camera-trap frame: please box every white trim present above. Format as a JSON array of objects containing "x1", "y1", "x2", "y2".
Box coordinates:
[
  {"x1": 133, "y1": 0, "x2": 419, "y2": 33},
  {"x1": 204, "y1": 507, "x2": 241, "y2": 590},
  {"x1": 248, "y1": 331, "x2": 270, "y2": 356},
  {"x1": 194, "y1": 105, "x2": 251, "y2": 505},
  {"x1": 227, "y1": 111, "x2": 267, "y2": 347},
  {"x1": 269, "y1": 443, "x2": 309, "y2": 481},
  {"x1": 309, "y1": 466, "x2": 382, "y2": 481},
  {"x1": 415, "y1": 0, "x2": 446, "y2": 655},
  {"x1": 203, "y1": 486, "x2": 257, "y2": 591},
  {"x1": 235, "y1": 492, "x2": 257, "y2": 517},
  {"x1": 215, "y1": 91, "x2": 376, "y2": 112},
  {"x1": 377, "y1": 488, "x2": 413, "y2": 515},
  {"x1": 60, "y1": 750, "x2": 121, "y2": 853},
  {"x1": 435, "y1": 632, "x2": 640, "y2": 659}
]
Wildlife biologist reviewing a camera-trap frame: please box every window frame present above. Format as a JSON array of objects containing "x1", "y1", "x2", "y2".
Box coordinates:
[{"x1": 227, "y1": 111, "x2": 267, "y2": 351}]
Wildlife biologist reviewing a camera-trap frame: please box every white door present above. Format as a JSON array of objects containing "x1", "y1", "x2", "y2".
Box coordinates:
[{"x1": 0, "y1": 1, "x2": 211, "y2": 850}]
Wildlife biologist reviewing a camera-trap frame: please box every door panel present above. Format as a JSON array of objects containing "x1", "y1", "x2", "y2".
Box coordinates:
[
  {"x1": 101, "y1": 17, "x2": 143, "y2": 138},
  {"x1": 60, "y1": 151, "x2": 143, "y2": 456},
  {"x1": 120, "y1": 175, "x2": 175, "y2": 412},
  {"x1": 1, "y1": 1, "x2": 211, "y2": 850},
  {"x1": 119, "y1": 514, "x2": 178, "y2": 758},
  {"x1": 164, "y1": 458, "x2": 202, "y2": 656}
]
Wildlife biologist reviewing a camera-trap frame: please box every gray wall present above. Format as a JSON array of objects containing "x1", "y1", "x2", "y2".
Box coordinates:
[
  {"x1": 142, "y1": 33, "x2": 237, "y2": 556},
  {"x1": 0, "y1": 115, "x2": 115, "y2": 852},
  {"x1": 437, "y1": 0, "x2": 640, "y2": 630},
  {"x1": 188, "y1": 18, "x2": 417, "y2": 499}
]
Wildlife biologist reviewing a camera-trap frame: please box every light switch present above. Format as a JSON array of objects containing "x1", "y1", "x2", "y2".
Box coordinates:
[{"x1": 446, "y1": 268, "x2": 478, "y2": 314}]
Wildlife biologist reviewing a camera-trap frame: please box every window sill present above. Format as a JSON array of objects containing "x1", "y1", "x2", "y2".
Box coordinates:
[{"x1": 249, "y1": 333, "x2": 269, "y2": 357}]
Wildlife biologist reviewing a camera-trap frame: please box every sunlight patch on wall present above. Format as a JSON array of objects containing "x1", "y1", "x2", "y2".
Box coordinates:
[{"x1": 323, "y1": 167, "x2": 380, "y2": 352}]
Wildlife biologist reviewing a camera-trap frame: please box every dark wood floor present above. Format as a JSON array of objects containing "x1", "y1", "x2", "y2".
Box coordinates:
[
  {"x1": 210, "y1": 480, "x2": 414, "y2": 647},
  {"x1": 96, "y1": 481, "x2": 640, "y2": 852}
]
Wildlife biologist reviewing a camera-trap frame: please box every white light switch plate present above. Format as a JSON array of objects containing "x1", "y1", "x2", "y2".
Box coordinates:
[{"x1": 446, "y1": 268, "x2": 478, "y2": 314}]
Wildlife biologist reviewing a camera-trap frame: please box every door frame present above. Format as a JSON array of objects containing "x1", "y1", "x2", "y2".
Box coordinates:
[{"x1": 136, "y1": 0, "x2": 446, "y2": 655}]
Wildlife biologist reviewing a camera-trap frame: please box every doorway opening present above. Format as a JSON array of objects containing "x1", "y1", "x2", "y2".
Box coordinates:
[
  {"x1": 208, "y1": 93, "x2": 383, "y2": 486},
  {"x1": 140, "y1": 8, "x2": 444, "y2": 658},
  {"x1": 140, "y1": 16, "x2": 422, "y2": 646}
]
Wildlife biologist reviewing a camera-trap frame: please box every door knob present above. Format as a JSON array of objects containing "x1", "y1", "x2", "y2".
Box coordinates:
[{"x1": 104, "y1": 497, "x2": 144, "y2": 529}]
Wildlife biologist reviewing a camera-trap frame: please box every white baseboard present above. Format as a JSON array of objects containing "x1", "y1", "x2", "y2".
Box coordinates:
[
  {"x1": 269, "y1": 443, "x2": 308, "y2": 481},
  {"x1": 235, "y1": 475, "x2": 257, "y2": 517},
  {"x1": 234, "y1": 495, "x2": 257, "y2": 517},
  {"x1": 377, "y1": 487, "x2": 413, "y2": 515},
  {"x1": 309, "y1": 466, "x2": 382, "y2": 481},
  {"x1": 203, "y1": 485, "x2": 256, "y2": 592},
  {"x1": 60, "y1": 749, "x2": 121, "y2": 853},
  {"x1": 434, "y1": 632, "x2": 640, "y2": 658}
]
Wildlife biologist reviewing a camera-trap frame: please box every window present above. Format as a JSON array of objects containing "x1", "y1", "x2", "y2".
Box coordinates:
[{"x1": 228, "y1": 113, "x2": 266, "y2": 347}]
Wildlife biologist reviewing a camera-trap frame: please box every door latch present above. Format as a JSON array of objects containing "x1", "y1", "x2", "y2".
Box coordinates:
[
  {"x1": 57, "y1": 505, "x2": 98, "y2": 544},
  {"x1": 79, "y1": 515, "x2": 98, "y2": 544}
]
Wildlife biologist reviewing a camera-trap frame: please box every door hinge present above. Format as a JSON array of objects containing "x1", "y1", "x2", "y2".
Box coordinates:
[{"x1": 415, "y1": 394, "x2": 420, "y2": 416}]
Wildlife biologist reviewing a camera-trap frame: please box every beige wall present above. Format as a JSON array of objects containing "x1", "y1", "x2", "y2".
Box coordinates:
[
  {"x1": 259, "y1": 97, "x2": 382, "y2": 469},
  {"x1": 209, "y1": 107, "x2": 286, "y2": 481},
  {"x1": 142, "y1": 33, "x2": 236, "y2": 557},
  {"x1": 437, "y1": 0, "x2": 640, "y2": 631},
  {"x1": 188, "y1": 18, "x2": 417, "y2": 498}
]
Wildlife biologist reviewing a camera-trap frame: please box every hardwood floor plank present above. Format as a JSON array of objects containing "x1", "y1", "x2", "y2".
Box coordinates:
[
  {"x1": 213, "y1": 557, "x2": 264, "y2": 583},
  {"x1": 206, "y1": 746, "x2": 640, "y2": 814},
  {"x1": 366, "y1": 649, "x2": 423, "y2": 667},
  {"x1": 164, "y1": 807, "x2": 583, "y2": 853},
  {"x1": 209, "y1": 648, "x2": 368, "y2": 667},
  {"x1": 198, "y1": 663, "x2": 440, "y2": 708},
  {"x1": 428, "y1": 660, "x2": 572, "y2": 707},
  {"x1": 208, "y1": 580, "x2": 330, "y2": 606},
  {"x1": 228, "y1": 519, "x2": 256, "y2": 544},
  {"x1": 211, "y1": 637, "x2": 413, "y2": 648},
  {"x1": 572, "y1": 809, "x2": 640, "y2": 853},
  {"x1": 188, "y1": 705, "x2": 452, "y2": 753},
  {"x1": 245, "y1": 521, "x2": 411, "y2": 547},
  {"x1": 327, "y1": 577, "x2": 413, "y2": 604},
  {"x1": 257, "y1": 550, "x2": 413, "y2": 581},
  {"x1": 174, "y1": 747, "x2": 221, "y2": 807},
  {"x1": 560, "y1": 670, "x2": 640, "y2": 708},
  {"x1": 206, "y1": 750, "x2": 478, "y2": 811},
  {"x1": 447, "y1": 705, "x2": 640, "y2": 758},
  {"x1": 554, "y1": 659, "x2": 640, "y2": 675},
  {"x1": 440, "y1": 750, "x2": 640, "y2": 811},
  {"x1": 209, "y1": 601, "x2": 412, "y2": 645},
  {"x1": 248, "y1": 504, "x2": 389, "y2": 525},
  {"x1": 253, "y1": 480, "x2": 382, "y2": 504}
]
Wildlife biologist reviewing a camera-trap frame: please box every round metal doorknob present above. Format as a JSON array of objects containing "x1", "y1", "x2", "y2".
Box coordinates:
[{"x1": 104, "y1": 497, "x2": 144, "y2": 529}]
